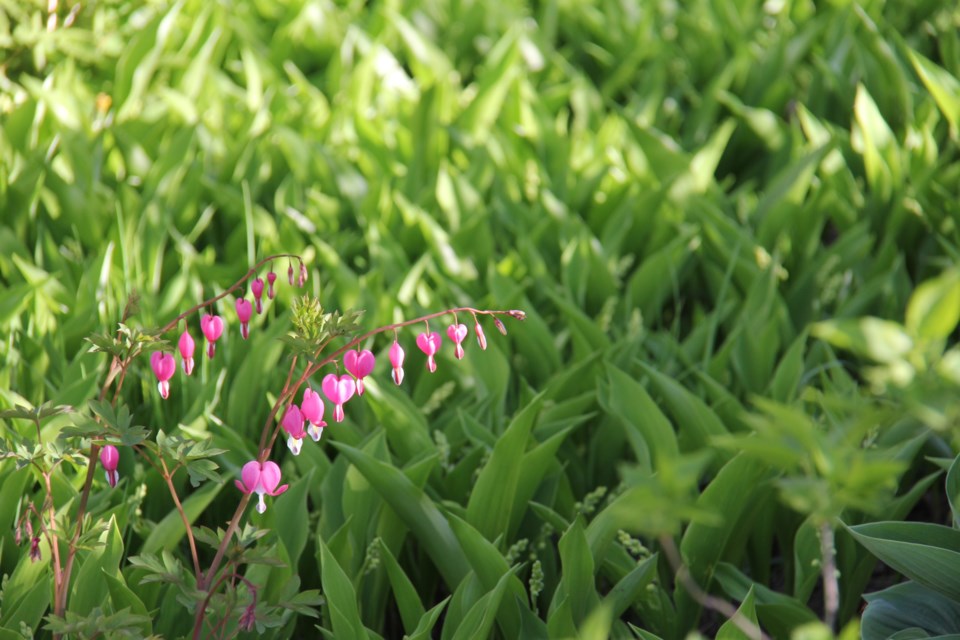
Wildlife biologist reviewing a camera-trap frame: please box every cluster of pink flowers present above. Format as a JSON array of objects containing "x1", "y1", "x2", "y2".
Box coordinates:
[
  {"x1": 251, "y1": 319, "x2": 492, "y2": 512},
  {"x1": 148, "y1": 263, "x2": 298, "y2": 401},
  {"x1": 134, "y1": 260, "x2": 514, "y2": 517}
]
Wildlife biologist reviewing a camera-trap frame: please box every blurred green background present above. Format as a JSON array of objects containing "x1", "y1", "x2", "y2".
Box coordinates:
[{"x1": 3, "y1": 0, "x2": 960, "y2": 637}]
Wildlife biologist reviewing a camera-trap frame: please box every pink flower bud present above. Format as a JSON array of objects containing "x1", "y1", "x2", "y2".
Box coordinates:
[
  {"x1": 150, "y1": 352, "x2": 176, "y2": 399},
  {"x1": 201, "y1": 314, "x2": 224, "y2": 359},
  {"x1": 267, "y1": 271, "x2": 277, "y2": 299},
  {"x1": 236, "y1": 299, "x2": 253, "y2": 340},
  {"x1": 178, "y1": 330, "x2": 196, "y2": 375},
  {"x1": 251, "y1": 278, "x2": 265, "y2": 314},
  {"x1": 390, "y1": 341, "x2": 405, "y2": 385},
  {"x1": 474, "y1": 321, "x2": 487, "y2": 350},
  {"x1": 100, "y1": 444, "x2": 120, "y2": 488}
]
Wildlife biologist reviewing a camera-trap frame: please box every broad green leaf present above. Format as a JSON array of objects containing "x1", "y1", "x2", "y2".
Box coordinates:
[
  {"x1": 905, "y1": 270, "x2": 960, "y2": 342},
  {"x1": 549, "y1": 518, "x2": 599, "y2": 626},
  {"x1": 448, "y1": 513, "x2": 529, "y2": 632},
  {"x1": 331, "y1": 442, "x2": 469, "y2": 588},
  {"x1": 716, "y1": 586, "x2": 759, "y2": 640},
  {"x1": 638, "y1": 362, "x2": 728, "y2": 454},
  {"x1": 862, "y1": 581, "x2": 960, "y2": 640},
  {"x1": 449, "y1": 569, "x2": 519, "y2": 640},
  {"x1": 908, "y1": 49, "x2": 960, "y2": 132},
  {"x1": 811, "y1": 317, "x2": 913, "y2": 364},
  {"x1": 599, "y1": 363, "x2": 679, "y2": 470},
  {"x1": 141, "y1": 478, "x2": 222, "y2": 554},
  {"x1": 317, "y1": 536, "x2": 369, "y2": 640},
  {"x1": 465, "y1": 394, "x2": 543, "y2": 541},
  {"x1": 377, "y1": 540, "x2": 425, "y2": 635},
  {"x1": 601, "y1": 553, "x2": 658, "y2": 620},
  {"x1": 273, "y1": 467, "x2": 315, "y2": 568},
  {"x1": 71, "y1": 515, "x2": 125, "y2": 616},
  {"x1": 678, "y1": 455, "x2": 770, "y2": 621},
  {"x1": 847, "y1": 522, "x2": 960, "y2": 601},
  {"x1": 714, "y1": 563, "x2": 818, "y2": 638},
  {"x1": 406, "y1": 597, "x2": 452, "y2": 640}
]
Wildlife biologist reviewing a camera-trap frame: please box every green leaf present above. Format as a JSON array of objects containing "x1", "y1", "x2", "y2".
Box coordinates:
[
  {"x1": 273, "y1": 467, "x2": 315, "y2": 567},
  {"x1": 638, "y1": 362, "x2": 728, "y2": 454},
  {"x1": 811, "y1": 317, "x2": 913, "y2": 363},
  {"x1": 331, "y1": 442, "x2": 470, "y2": 589},
  {"x1": 449, "y1": 568, "x2": 519, "y2": 640},
  {"x1": 908, "y1": 49, "x2": 960, "y2": 132},
  {"x1": 377, "y1": 540, "x2": 425, "y2": 635},
  {"x1": 905, "y1": 270, "x2": 960, "y2": 342},
  {"x1": 847, "y1": 522, "x2": 960, "y2": 601},
  {"x1": 599, "y1": 363, "x2": 679, "y2": 470},
  {"x1": 406, "y1": 597, "x2": 452, "y2": 640},
  {"x1": 317, "y1": 536, "x2": 369, "y2": 640},
  {"x1": 71, "y1": 515, "x2": 124, "y2": 616},
  {"x1": 465, "y1": 394, "x2": 543, "y2": 541},
  {"x1": 141, "y1": 479, "x2": 222, "y2": 554},
  {"x1": 549, "y1": 518, "x2": 599, "y2": 627},
  {"x1": 862, "y1": 581, "x2": 960, "y2": 640},
  {"x1": 448, "y1": 513, "x2": 527, "y2": 637},
  {"x1": 716, "y1": 586, "x2": 760, "y2": 640}
]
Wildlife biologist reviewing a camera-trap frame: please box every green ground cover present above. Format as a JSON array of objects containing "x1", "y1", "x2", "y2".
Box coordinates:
[{"x1": 2, "y1": 0, "x2": 960, "y2": 637}]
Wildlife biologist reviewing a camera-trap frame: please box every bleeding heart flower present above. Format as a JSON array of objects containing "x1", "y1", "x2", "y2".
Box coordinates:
[
  {"x1": 267, "y1": 271, "x2": 277, "y2": 299},
  {"x1": 179, "y1": 330, "x2": 196, "y2": 375},
  {"x1": 251, "y1": 278, "x2": 265, "y2": 314},
  {"x1": 322, "y1": 374, "x2": 356, "y2": 423},
  {"x1": 150, "y1": 352, "x2": 176, "y2": 399},
  {"x1": 447, "y1": 323, "x2": 468, "y2": 360},
  {"x1": 390, "y1": 341, "x2": 405, "y2": 385},
  {"x1": 416, "y1": 331, "x2": 442, "y2": 373},
  {"x1": 288, "y1": 262, "x2": 294, "y2": 285},
  {"x1": 100, "y1": 444, "x2": 120, "y2": 488},
  {"x1": 474, "y1": 320, "x2": 487, "y2": 350},
  {"x1": 235, "y1": 460, "x2": 288, "y2": 514},
  {"x1": 281, "y1": 404, "x2": 306, "y2": 455},
  {"x1": 236, "y1": 298, "x2": 253, "y2": 340},
  {"x1": 201, "y1": 314, "x2": 224, "y2": 359},
  {"x1": 344, "y1": 349, "x2": 376, "y2": 395},
  {"x1": 301, "y1": 388, "x2": 327, "y2": 441},
  {"x1": 298, "y1": 262, "x2": 308, "y2": 287}
]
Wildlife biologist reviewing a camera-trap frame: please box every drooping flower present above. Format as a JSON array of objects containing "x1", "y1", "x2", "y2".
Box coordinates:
[
  {"x1": 281, "y1": 405, "x2": 306, "y2": 455},
  {"x1": 179, "y1": 330, "x2": 196, "y2": 375},
  {"x1": 235, "y1": 460, "x2": 288, "y2": 514},
  {"x1": 101, "y1": 444, "x2": 120, "y2": 488},
  {"x1": 267, "y1": 271, "x2": 277, "y2": 299},
  {"x1": 150, "y1": 352, "x2": 176, "y2": 399},
  {"x1": 494, "y1": 317, "x2": 507, "y2": 335},
  {"x1": 447, "y1": 323, "x2": 468, "y2": 360},
  {"x1": 288, "y1": 262, "x2": 295, "y2": 285},
  {"x1": 344, "y1": 349, "x2": 376, "y2": 395},
  {"x1": 29, "y1": 536, "x2": 41, "y2": 562},
  {"x1": 298, "y1": 262, "x2": 307, "y2": 287},
  {"x1": 201, "y1": 314, "x2": 224, "y2": 359},
  {"x1": 322, "y1": 374, "x2": 356, "y2": 423},
  {"x1": 239, "y1": 603, "x2": 257, "y2": 632},
  {"x1": 251, "y1": 278, "x2": 265, "y2": 314},
  {"x1": 301, "y1": 388, "x2": 327, "y2": 441},
  {"x1": 416, "y1": 331, "x2": 442, "y2": 373},
  {"x1": 236, "y1": 298, "x2": 253, "y2": 340},
  {"x1": 474, "y1": 320, "x2": 487, "y2": 350},
  {"x1": 389, "y1": 340, "x2": 405, "y2": 385}
]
